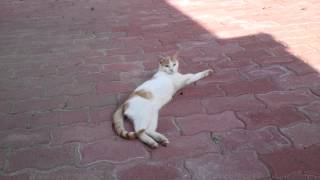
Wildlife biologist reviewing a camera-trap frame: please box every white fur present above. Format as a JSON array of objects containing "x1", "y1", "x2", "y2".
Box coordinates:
[{"x1": 124, "y1": 60, "x2": 212, "y2": 148}]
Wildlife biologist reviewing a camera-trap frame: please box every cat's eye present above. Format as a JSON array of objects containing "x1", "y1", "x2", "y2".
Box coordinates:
[
  {"x1": 173, "y1": 64, "x2": 176, "y2": 66},
  {"x1": 165, "y1": 65, "x2": 169, "y2": 67}
]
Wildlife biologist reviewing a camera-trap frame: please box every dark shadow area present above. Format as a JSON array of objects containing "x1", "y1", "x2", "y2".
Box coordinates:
[{"x1": 0, "y1": 0, "x2": 320, "y2": 179}]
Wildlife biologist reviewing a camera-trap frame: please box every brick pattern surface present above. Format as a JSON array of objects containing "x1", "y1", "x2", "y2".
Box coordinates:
[{"x1": 1, "y1": 0, "x2": 320, "y2": 179}]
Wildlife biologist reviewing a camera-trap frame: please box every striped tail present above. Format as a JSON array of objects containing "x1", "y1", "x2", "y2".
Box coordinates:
[{"x1": 112, "y1": 104, "x2": 145, "y2": 139}]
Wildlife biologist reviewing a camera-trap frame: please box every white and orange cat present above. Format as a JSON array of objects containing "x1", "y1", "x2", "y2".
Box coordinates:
[{"x1": 113, "y1": 53, "x2": 213, "y2": 148}]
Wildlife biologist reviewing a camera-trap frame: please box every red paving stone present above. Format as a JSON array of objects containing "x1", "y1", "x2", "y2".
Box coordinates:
[
  {"x1": 185, "y1": 151, "x2": 270, "y2": 180},
  {"x1": 0, "y1": 0, "x2": 320, "y2": 179}
]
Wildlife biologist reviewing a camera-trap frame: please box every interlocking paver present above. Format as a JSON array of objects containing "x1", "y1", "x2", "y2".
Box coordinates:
[
  {"x1": 6, "y1": 144, "x2": 78, "y2": 173},
  {"x1": 214, "y1": 126, "x2": 291, "y2": 154},
  {"x1": 185, "y1": 151, "x2": 270, "y2": 180},
  {"x1": 300, "y1": 100, "x2": 320, "y2": 122},
  {"x1": 115, "y1": 160, "x2": 189, "y2": 180},
  {"x1": 0, "y1": 128, "x2": 50, "y2": 149},
  {"x1": 176, "y1": 111, "x2": 244, "y2": 135},
  {"x1": 260, "y1": 145, "x2": 320, "y2": 178},
  {"x1": 237, "y1": 106, "x2": 308, "y2": 129},
  {"x1": 33, "y1": 164, "x2": 114, "y2": 180},
  {"x1": 1, "y1": 0, "x2": 320, "y2": 179},
  {"x1": 151, "y1": 132, "x2": 219, "y2": 160},
  {"x1": 51, "y1": 121, "x2": 114, "y2": 145},
  {"x1": 281, "y1": 122, "x2": 320, "y2": 148},
  {"x1": 79, "y1": 139, "x2": 148, "y2": 164},
  {"x1": 30, "y1": 110, "x2": 88, "y2": 128}
]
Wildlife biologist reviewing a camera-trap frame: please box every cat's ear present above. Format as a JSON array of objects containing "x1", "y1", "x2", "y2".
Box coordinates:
[
  {"x1": 172, "y1": 51, "x2": 180, "y2": 61},
  {"x1": 158, "y1": 55, "x2": 167, "y2": 65}
]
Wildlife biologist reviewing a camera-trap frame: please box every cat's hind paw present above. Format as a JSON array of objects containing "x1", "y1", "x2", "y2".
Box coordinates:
[
  {"x1": 159, "y1": 139, "x2": 170, "y2": 147},
  {"x1": 158, "y1": 135, "x2": 169, "y2": 147},
  {"x1": 149, "y1": 142, "x2": 159, "y2": 149}
]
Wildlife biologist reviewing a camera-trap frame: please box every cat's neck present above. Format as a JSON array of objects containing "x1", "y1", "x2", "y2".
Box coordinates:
[{"x1": 157, "y1": 70, "x2": 179, "y2": 76}]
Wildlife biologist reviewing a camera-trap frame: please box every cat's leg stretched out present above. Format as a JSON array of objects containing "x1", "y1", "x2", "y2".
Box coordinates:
[
  {"x1": 127, "y1": 106, "x2": 160, "y2": 148},
  {"x1": 145, "y1": 113, "x2": 169, "y2": 146},
  {"x1": 146, "y1": 131, "x2": 169, "y2": 146},
  {"x1": 138, "y1": 132, "x2": 159, "y2": 148},
  {"x1": 135, "y1": 121, "x2": 159, "y2": 148},
  {"x1": 182, "y1": 69, "x2": 213, "y2": 86},
  {"x1": 134, "y1": 111, "x2": 169, "y2": 148}
]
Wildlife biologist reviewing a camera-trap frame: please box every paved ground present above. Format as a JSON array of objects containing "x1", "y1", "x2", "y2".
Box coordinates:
[{"x1": 0, "y1": 0, "x2": 320, "y2": 179}]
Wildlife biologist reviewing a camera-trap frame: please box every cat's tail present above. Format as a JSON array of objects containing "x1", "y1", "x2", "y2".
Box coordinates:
[{"x1": 112, "y1": 104, "x2": 145, "y2": 139}]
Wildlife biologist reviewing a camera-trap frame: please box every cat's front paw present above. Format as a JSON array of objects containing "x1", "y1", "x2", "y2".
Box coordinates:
[{"x1": 204, "y1": 69, "x2": 214, "y2": 77}]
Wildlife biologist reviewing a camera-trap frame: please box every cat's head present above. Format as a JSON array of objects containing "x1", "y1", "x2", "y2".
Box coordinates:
[{"x1": 158, "y1": 53, "x2": 179, "y2": 74}]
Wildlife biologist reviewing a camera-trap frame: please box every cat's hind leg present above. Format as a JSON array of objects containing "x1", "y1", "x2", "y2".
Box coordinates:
[
  {"x1": 146, "y1": 131, "x2": 169, "y2": 146},
  {"x1": 131, "y1": 112, "x2": 159, "y2": 148},
  {"x1": 125, "y1": 100, "x2": 159, "y2": 148},
  {"x1": 145, "y1": 114, "x2": 169, "y2": 146},
  {"x1": 139, "y1": 132, "x2": 159, "y2": 148}
]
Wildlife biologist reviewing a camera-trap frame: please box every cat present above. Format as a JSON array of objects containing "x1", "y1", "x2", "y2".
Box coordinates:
[{"x1": 113, "y1": 53, "x2": 213, "y2": 148}]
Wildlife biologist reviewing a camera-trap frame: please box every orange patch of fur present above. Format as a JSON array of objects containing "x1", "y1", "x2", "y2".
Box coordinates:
[
  {"x1": 160, "y1": 58, "x2": 170, "y2": 65},
  {"x1": 131, "y1": 89, "x2": 153, "y2": 99}
]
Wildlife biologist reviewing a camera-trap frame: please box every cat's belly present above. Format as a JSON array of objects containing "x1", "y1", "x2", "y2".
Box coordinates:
[
  {"x1": 153, "y1": 94, "x2": 172, "y2": 109},
  {"x1": 124, "y1": 97, "x2": 154, "y2": 120}
]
